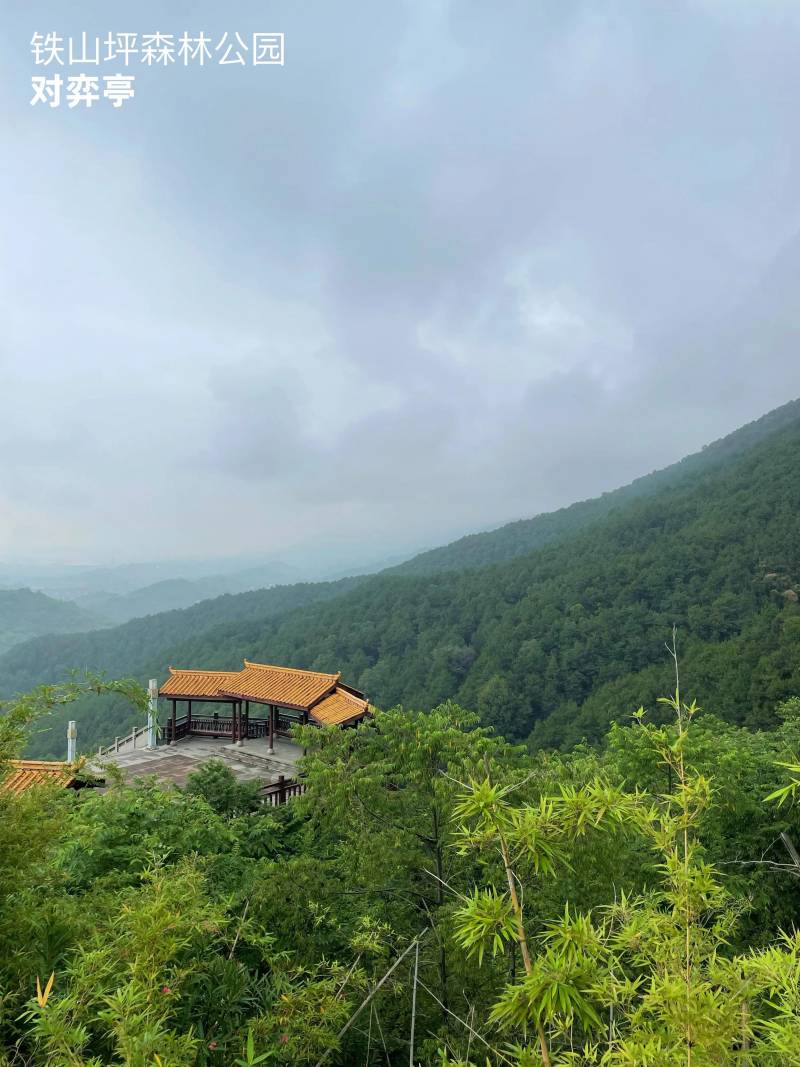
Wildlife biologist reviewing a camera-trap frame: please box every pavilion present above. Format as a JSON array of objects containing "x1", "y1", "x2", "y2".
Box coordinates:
[{"x1": 159, "y1": 660, "x2": 371, "y2": 752}]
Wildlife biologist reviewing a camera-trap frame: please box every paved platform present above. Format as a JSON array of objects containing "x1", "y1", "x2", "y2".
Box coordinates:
[{"x1": 94, "y1": 736, "x2": 301, "y2": 789}]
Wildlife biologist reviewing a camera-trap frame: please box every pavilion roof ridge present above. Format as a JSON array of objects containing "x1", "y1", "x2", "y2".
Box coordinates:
[
  {"x1": 328, "y1": 685, "x2": 366, "y2": 705},
  {"x1": 8, "y1": 759, "x2": 74, "y2": 769},
  {"x1": 243, "y1": 659, "x2": 341, "y2": 680},
  {"x1": 167, "y1": 666, "x2": 243, "y2": 676}
]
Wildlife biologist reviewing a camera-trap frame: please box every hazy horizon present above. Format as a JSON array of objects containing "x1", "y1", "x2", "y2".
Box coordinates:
[{"x1": 4, "y1": 390, "x2": 797, "y2": 576}]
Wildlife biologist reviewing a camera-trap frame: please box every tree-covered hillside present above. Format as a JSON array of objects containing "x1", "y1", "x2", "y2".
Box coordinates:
[
  {"x1": 391, "y1": 397, "x2": 800, "y2": 576},
  {"x1": 0, "y1": 588, "x2": 106, "y2": 656},
  {"x1": 160, "y1": 416, "x2": 799, "y2": 746},
  {"x1": 6, "y1": 406, "x2": 800, "y2": 758},
  {"x1": 1, "y1": 577, "x2": 364, "y2": 693}
]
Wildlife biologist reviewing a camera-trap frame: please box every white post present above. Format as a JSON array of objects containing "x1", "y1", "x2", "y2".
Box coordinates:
[
  {"x1": 67, "y1": 720, "x2": 77, "y2": 763},
  {"x1": 147, "y1": 678, "x2": 158, "y2": 749}
]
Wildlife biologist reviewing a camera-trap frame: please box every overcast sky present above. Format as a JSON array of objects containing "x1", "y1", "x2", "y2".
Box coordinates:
[{"x1": 2, "y1": 0, "x2": 800, "y2": 569}]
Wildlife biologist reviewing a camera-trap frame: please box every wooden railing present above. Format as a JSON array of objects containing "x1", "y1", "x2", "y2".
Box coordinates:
[
  {"x1": 161, "y1": 716, "x2": 192, "y2": 743},
  {"x1": 179, "y1": 715, "x2": 229, "y2": 738},
  {"x1": 260, "y1": 775, "x2": 307, "y2": 806},
  {"x1": 276, "y1": 714, "x2": 296, "y2": 735},
  {"x1": 161, "y1": 714, "x2": 298, "y2": 743},
  {"x1": 244, "y1": 718, "x2": 270, "y2": 739},
  {"x1": 250, "y1": 715, "x2": 297, "y2": 739}
]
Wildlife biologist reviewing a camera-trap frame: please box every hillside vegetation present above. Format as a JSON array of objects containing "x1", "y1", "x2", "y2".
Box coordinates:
[
  {"x1": 5, "y1": 401, "x2": 800, "y2": 759},
  {"x1": 0, "y1": 588, "x2": 106, "y2": 656},
  {"x1": 4, "y1": 683, "x2": 800, "y2": 1063},
  {"x1": 390, "y1": 397, "x2": 800, "y2": 576},
  {"x1": 157, "y1": 414, "x2": 800, "y2": 746}
]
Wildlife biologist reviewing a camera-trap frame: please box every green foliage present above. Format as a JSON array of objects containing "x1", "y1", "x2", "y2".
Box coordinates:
[
  {"x1": 0, "y1": 674, "x2": 148, "y2": 765},
  {"x1": 185, "y1": 760, "x2": 262, "y2": 817},
  {"x1": 455, "y1": 888, "x2": 517, "y2": 965},
  {"x1": 5, "y1": 666, "x2": 800, "y2": 1062},
  {"x1": 451, "y1": 686, "x2": 800, "y2": 1065}
]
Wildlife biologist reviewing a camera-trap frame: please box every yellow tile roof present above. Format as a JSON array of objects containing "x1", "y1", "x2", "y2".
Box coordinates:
[
  {"x1": 160, "y1": 669, "x2": 243, "y2": 699},
  {"x1": 220, "y1": 661, "x2": 340, "y2": 710},
  {"x1": 311, "y1": 686, "x2": 371, "y2": 726},
  {"x1": 1, "y1": 760, "x2": 75, "y2": 795},
  {"x1": 158, "y1": 661, "x2": 370, "y2": 719}
]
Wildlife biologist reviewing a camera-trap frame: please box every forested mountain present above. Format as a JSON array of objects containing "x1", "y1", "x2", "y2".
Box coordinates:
[
  {"x1": 5, "y1": 401, "x2": 800, "y2": 759},
  {"x1": 390, "y1": 397, "x2": 800, "y2": 575},
  {"x1": 145, "y1": 414, "x2": 800, "y2": 745},
  {"x1": 0, "y1": 576, "x2": 365, "y2": 696},
  {"x1": 0, "y1": 588, "x2": 106, "y2": 655},
  {"x1": 1, "y1": 560, "x2": 304, "y2": 624}
]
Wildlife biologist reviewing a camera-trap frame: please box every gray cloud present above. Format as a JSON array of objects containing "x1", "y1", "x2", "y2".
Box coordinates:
[{"x1": 1, "y1": 0, "x2": 799, "y2": 567}]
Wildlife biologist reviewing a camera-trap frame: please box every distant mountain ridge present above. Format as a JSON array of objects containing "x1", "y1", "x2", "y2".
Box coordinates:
[
  {"x1": 389, "y1": 398, "x2": 800, "y2": 576},
  {"x1": 0, "y1": 557, "x2": 300, "y2": 600},
  {"x1": 0, "y1": 588, "x2": 106, "y2": 656},
  {"x1": 0, "y1": 555, "x2": 411, "y2": 626},
  {"x1": 74, "y1": 563, "x2": 303, "y2": 624}
]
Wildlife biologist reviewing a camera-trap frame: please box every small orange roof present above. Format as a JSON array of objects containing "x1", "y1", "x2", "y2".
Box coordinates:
[
  {"x1": 220, "y1": 661, "x2": 340, "y2": 711},
  {"x1": 160, "y1": 668, "x2": 243, "y2": 699},
  {"x1": 1, "y1": 760, "x2": 75, "y2": 796},
  {"x1": 311, "y1": 686, "x2": 371, "y2": 726}
]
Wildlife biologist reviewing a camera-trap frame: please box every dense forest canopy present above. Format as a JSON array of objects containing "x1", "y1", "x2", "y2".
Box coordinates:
[
  {"x1": 4, "y1": 401, "x2": 799, "y2": 759},
  {"x1": 3, "y1": 680, "x2": 800, "y2": 1063}
]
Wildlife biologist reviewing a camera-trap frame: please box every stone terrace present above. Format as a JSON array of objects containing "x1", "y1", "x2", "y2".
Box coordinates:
[{"x1": 97, "y1": 733, "x2": 301, "y2": 789}]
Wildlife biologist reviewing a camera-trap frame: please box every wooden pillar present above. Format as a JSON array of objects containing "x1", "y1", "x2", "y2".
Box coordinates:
[
  {"x1": 170, "y1": 699, "x2": 177, "y2": 746},
  {"x1": 231, "y1": 701, "x2": 238, "y2": 745},
  {"x1": 244, "y1": 700, "x2": 250, "y2": 741},
  {"x1": 187, "y1": 700, "x2": 192, "y2": 732},
  {"x1": 267, "y1": 703, "x2": 275, "y2": 754}
]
